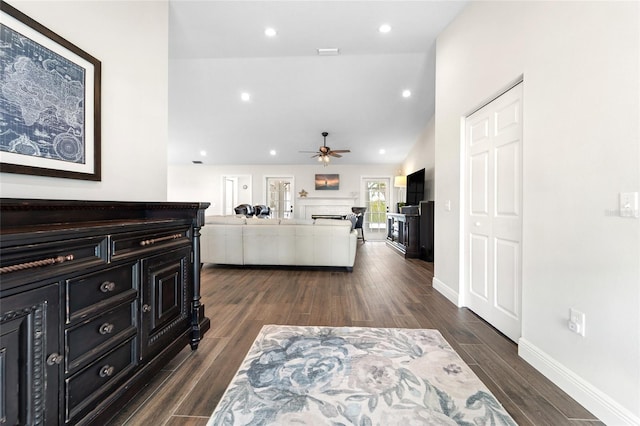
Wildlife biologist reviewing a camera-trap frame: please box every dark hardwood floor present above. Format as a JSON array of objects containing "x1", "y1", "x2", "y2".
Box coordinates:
[{"x1": 111, "y1": 241, "x2": 602, "y2": 425}]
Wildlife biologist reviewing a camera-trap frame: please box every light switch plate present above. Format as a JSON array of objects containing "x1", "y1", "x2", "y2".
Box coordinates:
[{"x1": 619, "y1": 192, "x2": 639, "y2": 217}]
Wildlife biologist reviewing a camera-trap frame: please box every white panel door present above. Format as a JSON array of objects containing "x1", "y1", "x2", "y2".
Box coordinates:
[
  {"x1": 223, "y1": 177, "x2": 237, "y2": 215},
  {"x1": 266, "y1": 177, "x2": 294, "y2": 219},
  {"x1": 464, "y1": 83, "x2": 523, "y2": 342},
  {"x1": 361, "y1": 177, "x2": 390, "y2": 241}
]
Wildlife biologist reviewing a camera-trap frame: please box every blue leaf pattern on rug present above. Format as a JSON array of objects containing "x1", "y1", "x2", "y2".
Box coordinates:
[{"x1": 208, "y1": 326, "x2": 518, "y2": 426}]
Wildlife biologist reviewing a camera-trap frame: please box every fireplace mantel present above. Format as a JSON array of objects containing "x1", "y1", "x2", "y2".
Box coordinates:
[{"x1": 295, "y1": 196, "x2": 359, "y2": 219}]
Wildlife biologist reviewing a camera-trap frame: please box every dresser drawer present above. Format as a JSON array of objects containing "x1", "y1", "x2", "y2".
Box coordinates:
[
  {"x1": 0, "y1": 236, "x2": 108, "y2": 292},
  {"x1": 65, "y1": 338, "x2": 136, "y2": 423},
  {"x1": 65, "y1": 302, "x2": 136, "y2": 374},
  {"x1": 111, "y1": 226, "x2": 191, "y2": 260},
  {"x1": 66, "y1": 263, "x2": 137, "y2": 323}
]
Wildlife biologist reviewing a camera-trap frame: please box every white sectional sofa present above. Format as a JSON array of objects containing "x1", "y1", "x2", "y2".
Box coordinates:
[{"x1": 201, "y1": 216, "x2": 357, "y2": 270}]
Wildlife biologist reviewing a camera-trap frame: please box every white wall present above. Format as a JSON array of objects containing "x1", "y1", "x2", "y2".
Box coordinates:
[
  {"x1": 402, "y1": 115, "x2": 435, "y2": 200},
  {"x1": 168, "y1": 163, "x2": 397, "y2": 216},
  {"x1": 0, "y1": 1, "x2": 169, "y2": 201},
  {"x1": 434, "y1": 2, "x2": 639, "y2": 424}
]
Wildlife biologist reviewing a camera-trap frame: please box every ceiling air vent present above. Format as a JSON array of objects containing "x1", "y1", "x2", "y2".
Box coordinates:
[
  {"x1": 317, "y1": 48, "x2": 340, "y2": 56},
  {"x1": 192, "y1": 160, "x2": 203, "y2": 164}
]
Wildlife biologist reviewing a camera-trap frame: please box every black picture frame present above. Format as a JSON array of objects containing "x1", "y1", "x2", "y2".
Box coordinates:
[{"x1": 0, "y1": 2, "x2": 101, "y2": 181}]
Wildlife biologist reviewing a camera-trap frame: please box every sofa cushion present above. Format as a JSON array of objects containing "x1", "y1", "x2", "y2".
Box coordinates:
[
  {"x1": 282, "y1": 219, "x2": 315, "y2": 225},
  {"x1": 245, "y1": 217, "x2": 281, "y2": 225},
  {"x1": 243, "y1": 224, "x2": 295, "y2": 264},
  {"x1": 205, "y1": 215, "x2": 246, "y2": 225}
]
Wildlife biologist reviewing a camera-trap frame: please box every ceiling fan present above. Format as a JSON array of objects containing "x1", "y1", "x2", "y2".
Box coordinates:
[{"x1": 300, "y1": 132, "x2": 350, "y2": 166}]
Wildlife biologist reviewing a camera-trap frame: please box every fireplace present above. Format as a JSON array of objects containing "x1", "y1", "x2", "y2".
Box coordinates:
[{"x1": 295, "y1": 196, "x2": 358, "y2": 219}]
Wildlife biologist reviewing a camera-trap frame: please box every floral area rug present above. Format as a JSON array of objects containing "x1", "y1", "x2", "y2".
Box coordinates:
[{"x1": 207, "y1": 325, "x2": 517, "y2": 426}]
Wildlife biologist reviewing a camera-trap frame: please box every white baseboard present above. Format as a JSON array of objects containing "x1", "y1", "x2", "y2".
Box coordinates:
[
  {"x1": 518, "y1": 338, "x2": 640, "y2": 426},
  {"x1": 432, "y1": 277, "x2": 460, "y2": 306}
]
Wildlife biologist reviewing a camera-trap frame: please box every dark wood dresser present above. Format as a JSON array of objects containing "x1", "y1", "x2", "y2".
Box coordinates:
[
  {"x1": 0, "y1": 199, "x2": 210, "y2": 425},
  {"x1": 386, "y1": 213, "x2": 421, "y2": 258}
]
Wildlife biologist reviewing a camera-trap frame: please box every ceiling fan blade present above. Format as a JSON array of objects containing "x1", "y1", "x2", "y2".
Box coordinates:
[
  {"x1": 331, "y1": 149, "x2": 350, "y2": 153},
  {"x1": 329, "y1": 152, "x2": 342, "y2": 158},
  {"x1": 310, "y1": 154, "x2": 320, "y2": 158}
]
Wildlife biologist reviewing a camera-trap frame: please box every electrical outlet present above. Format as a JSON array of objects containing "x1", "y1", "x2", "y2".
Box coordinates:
[
  {"x1": 620, "y1": 192, "x2": 639, "y2": 217},
  {"x1": 568, "y1": 308, "x2": 586, "y2": 337}
]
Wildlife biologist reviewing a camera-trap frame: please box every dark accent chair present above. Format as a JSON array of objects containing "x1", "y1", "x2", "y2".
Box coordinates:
[
  {"x1": 254, "y1": 205, "x2": 271, "y2": 218},
  {"x1": 351, "y1": 207, "x2": 367, "y2": 242},
  {"x1": 234, "y1": 204, "x2": 254, "y2": 216}
]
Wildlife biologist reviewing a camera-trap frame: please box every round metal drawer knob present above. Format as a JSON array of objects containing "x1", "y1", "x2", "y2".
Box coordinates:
[
  {"x1": 100, "y1": 281, "x2": 116, "y2": 293},
  {"x1": 99, "y1": 323, "x2": 115, "y2": 335},
  {"x1": 46, "y1": 353, "x2": 63, "y2": 366},
  {"x1": 142, "y1": 304, "x2": 152, "y2": 313},
  {"x1": 99, "y1": 365, "x2": 115, "y2": 378}
]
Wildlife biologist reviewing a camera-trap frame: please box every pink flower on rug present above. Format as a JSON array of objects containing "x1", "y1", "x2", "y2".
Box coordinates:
[
  {"x1": 413, "y1": 330, "x2": 448, "y2": 348},
  {"x1": 409, "y1": 349, "x2": 482, "y2": 399},
  {"x1": 348, "y1": 355, "x2": 400, "y2": 394}
]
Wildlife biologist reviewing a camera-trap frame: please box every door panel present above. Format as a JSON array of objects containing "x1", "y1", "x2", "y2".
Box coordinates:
[
  {"x1": 465, "y1": 82, "x2": 523, "y2": 342},
  {"x1": 494, "y1": 238, "x2": 520, "y2": 318},
  {"x1": 140, "y1": 247, "x2": 191, "y2": 360},
  {"x1": 470, "y1": 153, "x2": 489, "y2": 214},
  {"x1": 0, "y1": 284, "x2": 60, "y2": 425},
  {"x1": 495, "y1": 140, "x2": 520, "y2": 216},
  {"x1": 470, "y1": 234, "x2": 488, "y2": 300}
]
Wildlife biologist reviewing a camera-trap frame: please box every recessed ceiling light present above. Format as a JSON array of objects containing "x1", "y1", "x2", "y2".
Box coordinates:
[
  {"x1": 317, "y1": 48, "x2": 340, "y2": 56},
  {"x1": 379, "y1": 24, "x2": 392, "y2": 34},
  {"x1": 269, "y1": 150, "x2": 276, "y2": 156},
  {"x1": 200, "y1": 150, "x2": 207, "y2": 156},
  {"x1": 402, "y1": 89, "x2": 411, "y2": 98},
  {"x1": 265, "y1": 27, "x2": 277, "y2": 37},
  {"x1": 241, "y1": 92, "x2": 251, "y2": 102},
  {"x1": 379, "y1": 149, "x2": 386, "y2": 155}
]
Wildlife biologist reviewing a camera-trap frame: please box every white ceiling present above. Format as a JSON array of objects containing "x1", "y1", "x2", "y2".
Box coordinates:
[{"x1": 168, "y1": 1, "x2": 468, "y2": 166}]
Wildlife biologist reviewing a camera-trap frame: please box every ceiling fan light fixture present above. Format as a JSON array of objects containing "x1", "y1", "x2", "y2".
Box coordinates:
[{"x1": 302, "y1": 131, "x2": 348, "y2": 166}]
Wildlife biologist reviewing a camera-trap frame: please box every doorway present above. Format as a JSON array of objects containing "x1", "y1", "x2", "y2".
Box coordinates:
[
  {"x1": 266, "y1": 176, "x2": 294, "y2": 219},
  {"x1": 222, "y1": 175, "x2": 252, "y2": 215},
  {"x1": 463, "y1": 82, "x2": 523, "y2": 342},
  {"x1": 361, "y1": 177, "x2": 391, "y2": 241}
]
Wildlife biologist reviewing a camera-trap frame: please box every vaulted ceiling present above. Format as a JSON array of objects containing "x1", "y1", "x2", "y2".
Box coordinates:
[{"x1": 168, "y1": 1, "x2": 468, "y2": 166}]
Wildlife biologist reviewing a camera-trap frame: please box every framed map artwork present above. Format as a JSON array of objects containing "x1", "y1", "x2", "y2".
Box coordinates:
[{"x1": 0, "y1": 2, "x2": 101, "y2": 180}]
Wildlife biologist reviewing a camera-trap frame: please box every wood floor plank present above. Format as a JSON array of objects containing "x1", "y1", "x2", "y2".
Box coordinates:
[
  {"x1": 175, "y1": 320, "x2": 264, "y2": 417},
  {"x1": 462, "y1": 343, "x2": 595, "y2": 426},
  {"x1": 164, "y1": 416, "x2": 209, "y2": 426},
  {"x1": 116, "y1": 241, "x2": 600, "y2": 425},
  {"x1": 465, "y1": 320, "x2": 600, "y2": 421},
  {"x1": 119, "y1": 337, "x2": 227, "y2": 425}
]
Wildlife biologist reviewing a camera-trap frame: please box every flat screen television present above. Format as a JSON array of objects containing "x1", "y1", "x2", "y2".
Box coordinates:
[{"x1": 406, "y1": 168, "x2": 425, "y2": 206}]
